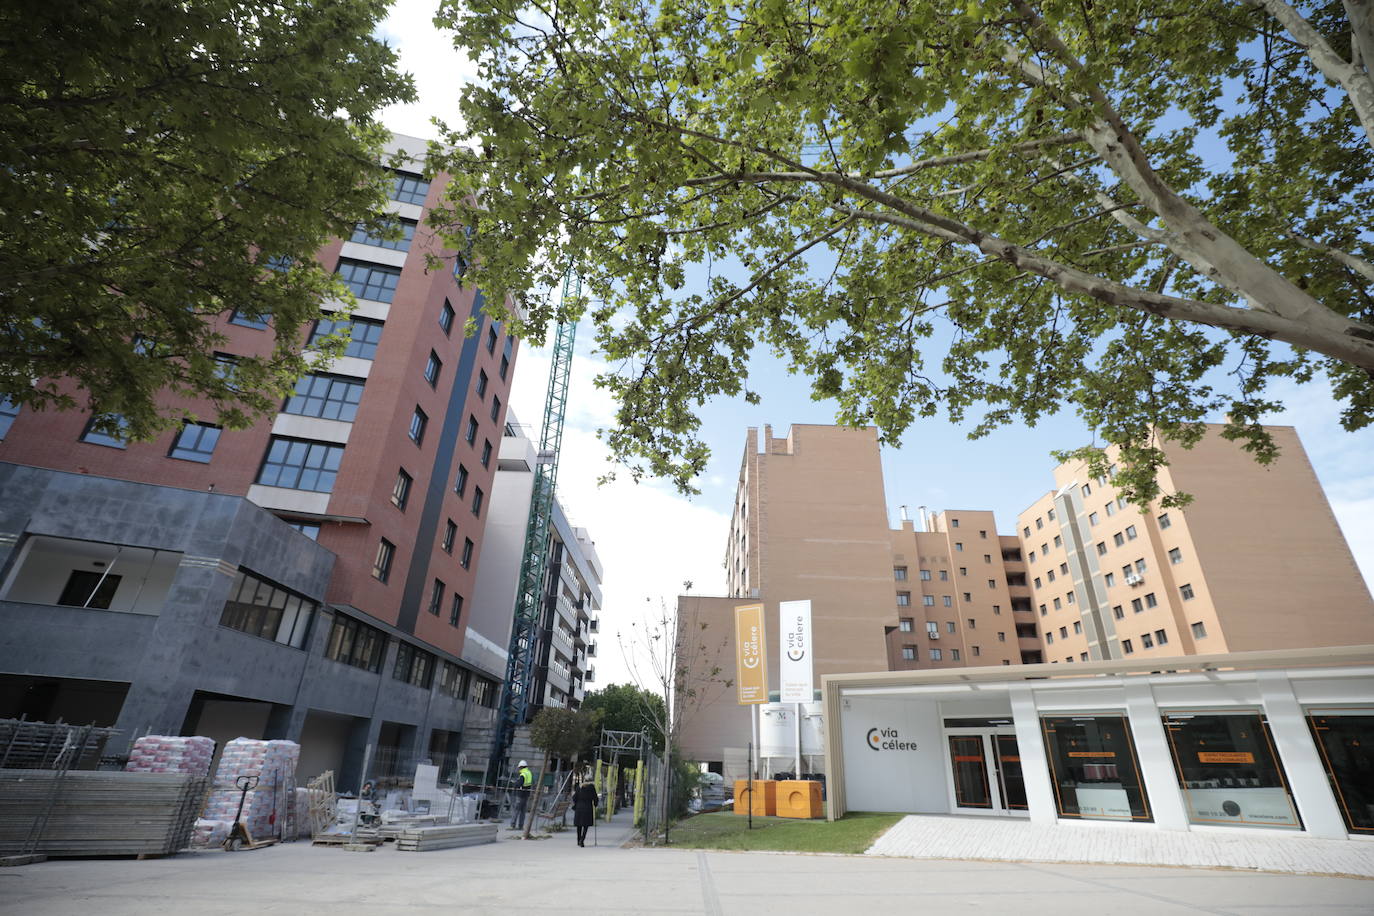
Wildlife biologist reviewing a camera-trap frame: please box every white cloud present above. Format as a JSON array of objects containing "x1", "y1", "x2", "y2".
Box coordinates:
[
  {"x1": 510, "y1": 341, "x2": 731, "y2": 691},
  {"x1": 377, "y1": 0, "x2": 476, "y2": 140}
]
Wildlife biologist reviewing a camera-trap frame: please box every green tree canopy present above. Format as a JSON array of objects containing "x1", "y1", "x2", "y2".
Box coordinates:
[
  {"x1": 529, "y1": 705, "x2": 597, "y2": 762},
  {"x1": 1, "y1": 0, "x2": 414, "y2": 440},
  {"x1": 581, "y1": 683, "x2": 667, "y2": 754},
  {"x1": 432, "y1": 0, "x2": 1374, "y2": 504}
]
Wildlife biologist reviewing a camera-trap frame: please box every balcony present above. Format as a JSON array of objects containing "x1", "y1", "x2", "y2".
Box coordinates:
[{"x1": 0, "y1": 535, "x2": 181, "y2": 616}]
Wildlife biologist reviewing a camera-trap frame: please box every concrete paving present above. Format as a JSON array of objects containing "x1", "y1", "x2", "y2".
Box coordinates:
[
  {"x1": 1, "y1": 809, "x2": 1371, "y2": 915},
  {"x1": 869, "y1": 814, "x2": 1374, "y2": 878}
]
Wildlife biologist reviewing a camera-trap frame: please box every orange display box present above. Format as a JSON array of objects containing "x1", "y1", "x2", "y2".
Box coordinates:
[
  {"x1": 776, "y1": 780, "x2": 823, "y2": 819},
  {"x1": 732, "y1": 779, "x2": 777, "y2": 816}
]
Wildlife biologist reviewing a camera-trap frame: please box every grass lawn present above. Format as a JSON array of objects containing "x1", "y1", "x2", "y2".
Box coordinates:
[{"x1": 664, "y1": 810, "x2": 904, "y2": 854}]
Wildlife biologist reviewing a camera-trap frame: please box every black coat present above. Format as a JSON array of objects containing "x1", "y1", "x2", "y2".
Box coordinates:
[{"x1": 572, "y1": 783, "x2": 598, "y2": 827}]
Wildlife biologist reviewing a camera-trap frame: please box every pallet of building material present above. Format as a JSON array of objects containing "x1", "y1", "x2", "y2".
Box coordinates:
[
  {"x1": 395, "y1": 823, "x2": 499, "y2": 852},
  {"x1": 0, "y1": 770, "x2": 207, "y2": 857}
]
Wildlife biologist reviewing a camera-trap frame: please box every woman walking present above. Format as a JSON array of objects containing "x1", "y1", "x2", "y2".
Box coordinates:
[{"x1": 572, "y1": 776, "x2": 598, "y2": 847}]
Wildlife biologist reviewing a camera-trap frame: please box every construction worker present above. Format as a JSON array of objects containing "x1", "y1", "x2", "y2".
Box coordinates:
[{"x1": 509, "y1": 760, "x2": 534, "y2": 830}]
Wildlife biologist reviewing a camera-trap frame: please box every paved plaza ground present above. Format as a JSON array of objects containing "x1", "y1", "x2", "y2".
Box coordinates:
[{"x1": 3, "y1": 811, "x2": 1371, "y2": 915}]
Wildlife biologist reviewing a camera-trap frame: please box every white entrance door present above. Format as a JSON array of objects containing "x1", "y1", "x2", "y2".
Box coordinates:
[{"x1": 944, "y1": 728, "x2": 1029, "y2": 816}]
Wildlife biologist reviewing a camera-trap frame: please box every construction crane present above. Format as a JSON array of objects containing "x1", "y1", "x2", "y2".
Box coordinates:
[{"x1": 488, "y1": 273, "x2": 579, "y2": 784}]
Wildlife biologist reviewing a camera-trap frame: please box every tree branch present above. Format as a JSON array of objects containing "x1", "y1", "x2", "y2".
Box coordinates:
[{"x1": 1287, "y1": 231, "x2": 1374, "y2": 285}]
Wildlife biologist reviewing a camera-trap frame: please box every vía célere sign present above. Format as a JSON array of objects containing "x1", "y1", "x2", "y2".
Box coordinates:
[
  {"x1": 778, "y1": 599, "x2": 813, "y2": 703},
  {"x1": 734, "y1": 603, "x2": 768, "y2": 705}
]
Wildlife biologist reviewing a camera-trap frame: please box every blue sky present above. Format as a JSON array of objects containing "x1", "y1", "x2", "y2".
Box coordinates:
[{"x1": 379, "y1": 3, "x2": 1374, "y2": 688}]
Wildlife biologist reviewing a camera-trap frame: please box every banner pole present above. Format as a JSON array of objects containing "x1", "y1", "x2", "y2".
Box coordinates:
[{"x1": 794, "y1": 702, "x2": 802, "y2": 778}]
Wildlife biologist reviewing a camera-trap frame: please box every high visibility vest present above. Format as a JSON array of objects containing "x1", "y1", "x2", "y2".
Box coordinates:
[{"x1": 518, "y1": 767, "x2": 532, "y2": 788}]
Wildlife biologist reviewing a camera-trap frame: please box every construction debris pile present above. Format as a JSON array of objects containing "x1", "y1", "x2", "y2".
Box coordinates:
[{"x1": 191, "y1": 738, "x2": 299, "y2": 848}]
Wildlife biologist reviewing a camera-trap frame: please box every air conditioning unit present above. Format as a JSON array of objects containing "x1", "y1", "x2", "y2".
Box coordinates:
[
  {"x1": 928, "y1": 631, "x2": 940, "y2": 639},
  {"x1": 1125, "y1": 574, "x2": 1143, "y2": 586}
]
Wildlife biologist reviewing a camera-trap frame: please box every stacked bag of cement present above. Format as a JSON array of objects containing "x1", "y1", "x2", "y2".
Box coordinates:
[
  {"x1": 190, "y1": 738, "x2": 300, "y2": 848},
  {"x1": 124, "y1": 735, "x2": 215, "y2": 776}
]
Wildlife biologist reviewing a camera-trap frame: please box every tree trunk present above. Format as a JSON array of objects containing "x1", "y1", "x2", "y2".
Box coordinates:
[{"x1": 522, "y1": 753, "x2": 549, "y2": 840}]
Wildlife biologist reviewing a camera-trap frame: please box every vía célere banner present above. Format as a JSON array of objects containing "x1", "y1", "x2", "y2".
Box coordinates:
[{"x1": 734, "y1": 603, "x2": 768, "y2": 705}]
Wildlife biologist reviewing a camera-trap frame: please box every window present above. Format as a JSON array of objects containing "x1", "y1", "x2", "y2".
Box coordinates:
[
  {"x1": 1073, "y1": 621, "x2": 1082, "y2": 634},
  {"x1": 461, "y1": 537, "x2": 474, "y2": 569},
  {"x1": 972, "y1": 646, "x2": 981, "y2": 656},
  {"x1": 424, "y1": 351, "x2": 442, "y2": 388},
  {"x1": 1047, "y1": 509, "x2": 1056, "y2": 521},
  {"x1": 310, "y1": 316, "x2": 384, "y2": 360},
  {"x1": 391, "y1": 469, "x2": 412, "y2": 509},
  {"x1": 58, "y1": 570, "x2": 122, "y2": 609},
  {"x1": 1122, "y1": 564, "x2": 1133, "y2": 579},
  {"x1": 393, "y1": 642, "x2": 436, "y2": 689},
  {"x1": 1163, "y1": 711, "x2": 1300, "y2": 829},
  {"x1": 927, "y1": 621, "x2": 939, "y2": 636},
  {"x1": 325, "y1": 614, "x2": 387, "y2": 672},
  {"x1": 465, "y1": 414, "x2": 478, "y2": 444},
  {"x1": 993, "y1": 605, "x2": 1001, "y2": 615},
  {"x1": 1046, "y1": 569, "x2": 1056, "y2": 583},
  {"x1": 442, "y1": 520, "x2": 456, "y2": 553},
  {"x1": 1039, "y1": 603, "x2": 1047, "y2": 616},
  {"x1": 959, "y1": 567, "x2": 968, "y2": 576},
  {"x1": 1040, "y1": 714, "x2": 1151, "y2": 821},
  {"x1": 919, "y1": 569, "x2": 931, "y2": 581},
  {"x1": 987, "y1": 579, "x2": 996, "y2": 589},
  {"x1": 471, "y1": 486, "x2": 484, "y2": 516},
  {"x1": 1191, "y1": 621, "x2": 1207, "y2": 639},
  {"x1": 1155, "y1": 629, "x2": 1168, "y2": 645},
  {"x1": 80, "y1": 415, "x2": 129, "y2": 448},
  {"x1": 449, "y1": 593, "x2": 465, "y2": 626},
  {"x1": 257, "y1": 437, "x2": 343, "y2": 492},
  {"x1": 0, "y1": 396, "x2": 20, "y2": 439},
  {"x1": 946, "y1": 621, "x2": 956, "y2": 633},
  {"x1": 439, "y1": 300, "x2": 455, "y2": 335},
  {"x1": 439, "y1": 662, "x2": 468, "y2": 698},
  {"x1": 967, "y1": 618, "x2": 976, "y2": 629},
  {"x1": 1141, "y1": 632, "x2": 1154, "y2": 648},
  {"x1": 1113, "y1": 532, "x2": 1125, "y2": 547},
  {"x1": 284, "y1": 373, "x2": 365, "y2": 422},
  {"x1": 427, "y1": 579, "x2": 446, "y2": 616},
  {"x1": 1081, "y1": 483, "x2": 1092, "y2": 497},
  {"x1": 1113, "y1": 604, "x2": 1124, "y2": 619},
  {"x1": 1105, "y1": 501, "x2": 1116, "y2": 517},
  {"x1": 351, "y1": 218, "x2": 416, "y2": 251},
  {"x1": 373, "y1": 539, "x2": 395, "y2": 582},
  {"x1": 942, "y1": 595, "x2": 952, "y2": 607},
  {"x1": 980, "y1": 530, "x2": 987, "y2": 539},
  {"x1": 951, "y1": 649, "x2": 961, "y2": 661},
  {"x1": 1168, "y1": 547, "x2": 1182, "y2": 565},
  {"x1": 983, "y1": 554, "x2": 991, "y2": 564},
  {"x1": 951, "y1": 518, "x2": 960, "y2": 528},
  {"x1": 1059, "y1": 626, "x2": 1068, "y2": 638},
  {"x1": 955, "y1": 542, "x2": 964, "y2": 552},
  {"x1": 901, "y1": 647, "x2": 916, "y2": 660},
  {"x1": 896, "y1": 592, "x2": 911, "y2": 607},
  {"x1": 1125, "y1": 525, "x2": 1138, "y2": 541},
  {"x1": 1131, "y1": 598, "x2": 1143, "y2": 614},
  {"x1": 1046, "y1": 632, "x2": 1054, "y2": 644},
  {"x1": 1023, "y1": 526, "x2": 1031, "y2": 538},
  {"x1": 1096, "y1": 542, "x2": 1108, "y2": 556},
  {"x1": 1122, "y1": 638, "x2": 1134, "y2": 653},
  {"x1": 500, "y1": 354, "x2": 510, "y2": 381},
  {"x1": 470, "y1": 677, "x2": 495, "y2": 708},
  {"x1": 1036, "y1": 518, "x2": 1044, "y2": 529},
  {"x1": 899, "y1": 618, "x2": 913, "y2": 632},
  {"x1": 922, "y1": 595, "x2": 935, "y2": 606},
  {"x1": 229, "y1": 309, "x2": 269, "y2": 329},
  {"x1": 894, "y1": 567, "x2": 908, "y2": 581},
  {"x1": 284, "y1": 520, "x2": 320, "y2": 540},
  {"x1": 454, "y1": 463, "x2": 469, "y2": 495},
  {"x1": 337, "y1": 258, "x2": 401, "y2": 302},
  {"x1": 1040, "y1": 544, "x2": 1048, "y2": 556},
  {"x1": 490, "y1": 395, "x2": 501, "y2": 423},
  {"x1": 1157, "y1": 512, "x2": 1172, "y2": 529},
  {"x1": 1105, "y1": 572, "x2": 1116, "y2": 587},
  {"x1": 219, "y1": 569, "x2": 316, "y2": 648},
  {"x1": 930, "y1": 648, "x2": 943, "y2": 661},
  {"x1": 480, "y1": 439, "x2": 492, "y2": 468},
  {"x1": 1133, "y1": 559, "x2": 1146, "y2": 576},
  {"x1": 1088, "y1": 512, "x2": 1099, "y2": 526},
  {"x1": 1080, "y1": 652, "x2": 1089, "y2": 661},
  {"x1": 1066, "y1": 592, "x2": 1075, "y2": 604},
  {"x1": 1053, "y1": 597, "x2": 1062, "y2": 610},
  {"x1": 477, "y1": 370, "x2": 489, "y2": 398},
  {"x1": 169, "y1": 422, "x2": 221, "y2": 462},
  {"x1": 1060, "y1": 562, "x2": 1069, "y2": 575},
  {"x1": 487, "y1": 326, "x2": 498, "y2": 354},
  {"x1": 390, "y1": 171, "x2": 430, "y2": 204},
  {"x1": 998, "y1": 632, "x2": 1006, "y2": 642},
  {"x1": 939, "y1": 570, "x2": 949, "y2": 581},
  {"x1": 409, "y1": 407, "x2": 428, "y2": 445},
  {"x1": 1144, "y1": 592, "x2": 1158, "y2": 608}
]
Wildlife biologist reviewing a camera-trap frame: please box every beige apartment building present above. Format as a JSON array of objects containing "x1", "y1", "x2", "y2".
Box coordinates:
[{"x1": 678, "y1": 423, "x2": 1374, "y2": 773}]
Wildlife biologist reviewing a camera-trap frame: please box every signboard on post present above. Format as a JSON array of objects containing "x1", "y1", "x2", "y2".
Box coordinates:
[
  {"x1": 778, "y1": 599, "x2": 813, "y2": 703},
  {"x1": 734, "y1": 603, "x2": 768, "y2": 705}
]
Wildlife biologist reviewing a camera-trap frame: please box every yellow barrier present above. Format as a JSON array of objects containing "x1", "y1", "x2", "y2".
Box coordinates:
[
  {"x1": 776, "y1": 780, "x2": 823, "y2": 819},
  {"x1": 733, "y1": 779, "x2": 777, "y2": 816}
]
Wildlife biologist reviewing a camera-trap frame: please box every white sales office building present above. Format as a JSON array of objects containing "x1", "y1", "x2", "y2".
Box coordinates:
[{"x1": 820, "y1": 646, "x2": 1374, "y2": 839}]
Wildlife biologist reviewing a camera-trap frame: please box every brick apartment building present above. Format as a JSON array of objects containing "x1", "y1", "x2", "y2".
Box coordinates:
[
  {"x1": 0, "y1": 134, "x2": 532, "y2": 788},
  {"x1": 679, "y1": 423, "x2": 1374, "y2": 771}
]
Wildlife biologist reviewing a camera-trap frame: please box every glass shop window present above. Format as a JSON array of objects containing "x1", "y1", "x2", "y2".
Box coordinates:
[
  {"x1": 1040, "y1": 714, "x2": 1152, "y2": 821},
  {"x1": 1306, "y1": 709, "x2": 1374, "y2": 835},
  {"x1": 1161, "y1": 711, "x2": 1301, "y2": 830}
]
